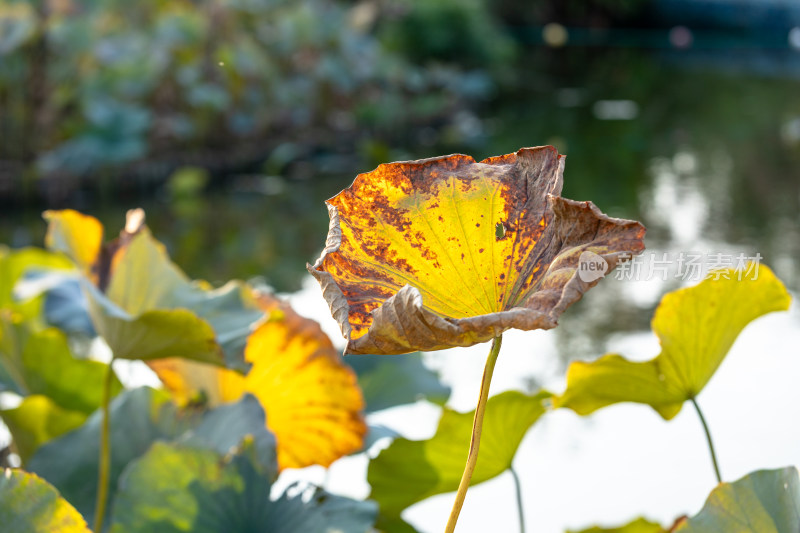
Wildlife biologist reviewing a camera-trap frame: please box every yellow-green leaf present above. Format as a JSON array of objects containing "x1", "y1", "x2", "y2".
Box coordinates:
[
  {"x1": 555, "y1": 265, "x2": 791, "y2": 418},
  {"x1": 309, "y1": 146, "x2": 645, "y2": 354},
  {"x1": 0, "y1": 468, "x2": 92, "y2": 533},
  {"x1": 0, "y1": 318, "x2": 122, "y2": 411},
  {"x1": 568, "y1": 517, "x2": 665, "y2": 533},
  {"x1": 368, "y1": 390, "x2": 550, "y2": 517},
  {"x1": 85, "y1": 296, "x2": 227, "y2": 365},
  {"x1": 674, "y1": 467, "x2": 800, "y2": 533}
]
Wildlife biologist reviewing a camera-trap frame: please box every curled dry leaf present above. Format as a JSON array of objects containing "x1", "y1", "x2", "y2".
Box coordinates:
[
  {"x1": 148, "y1": 293, "x2": 367, "y2": 470},
  {"x1": 309, "y1": 146, "x2": 646, "y2": 354}
]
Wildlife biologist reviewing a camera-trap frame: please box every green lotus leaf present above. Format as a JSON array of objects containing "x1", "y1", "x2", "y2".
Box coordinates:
[
  {"x1": 28, "y1": 388, "x2": 276, "y2": 526},
  {"x1": 0, "y1": 317, "x2": 121, "y2": 411},
  {"x1": 28, "y1": 387, "x2": 183, "y2": 525},
  {"x1": 109, "y1": 441, "x2": 377, "y2": 533},
  {"x1": 368, "y1": 390, "x2": 550, "y2": 518},
  {"x1": 374, "y1": 514, "x2": 420, "y2": 533},
  {"x1": 674, "y1": 467, "x2": 800, "y2": 533}
]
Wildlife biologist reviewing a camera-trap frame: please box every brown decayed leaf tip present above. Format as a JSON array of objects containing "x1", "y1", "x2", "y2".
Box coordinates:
[{"x1": 309, "y1": 146, "x2": 646, "y2": 354}]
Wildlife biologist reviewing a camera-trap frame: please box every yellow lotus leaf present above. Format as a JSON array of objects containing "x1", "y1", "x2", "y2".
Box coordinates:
[
  {"x1": 308, "y1": 146, "x2": 646, "y2": 354},
  {"x1": 555, "y1": 264, "x2": 792, "y2": 419},
  {"x1": 148, "y1": 294, "x2": 367, "y2": 470},
  {"x1": 43, "y1": 210, "x2": 103, "y2": 280}
]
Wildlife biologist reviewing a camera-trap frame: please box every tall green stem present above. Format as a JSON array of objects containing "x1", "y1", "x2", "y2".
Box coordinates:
[
  {"x1": 93, "y1": 359, "x2": 115, "y2": 532},
  {"x1": 690, "y1": 396, "x2": 722, "y2": 484},
  {"x1": 510, "y1": 467, "x2": 526, "y2": 533},
  {"x1": 444, "y1": 335, "x2": 503, "y2": 533}
]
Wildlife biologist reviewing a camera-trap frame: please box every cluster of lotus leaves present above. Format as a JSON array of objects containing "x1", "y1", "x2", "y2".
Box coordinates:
[{"x1": 41, "y1": 209, "x2": 366, "y2": 470}]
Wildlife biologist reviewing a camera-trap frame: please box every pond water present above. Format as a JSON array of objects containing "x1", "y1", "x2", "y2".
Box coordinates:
[{"x1": 2, "y1": 46, "x2": 799, "y2": 532}]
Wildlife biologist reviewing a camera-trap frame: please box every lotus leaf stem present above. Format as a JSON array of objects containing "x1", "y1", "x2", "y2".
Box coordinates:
[
  {"x1": 445, "y1": 334, "x2": 503, "y2": 533},
  {"x1": 93, "y1": 358, "x2": 115, "y2": 532},
  {"x1": 690, "y1": 396, "x2": 722, "y2": 484}
]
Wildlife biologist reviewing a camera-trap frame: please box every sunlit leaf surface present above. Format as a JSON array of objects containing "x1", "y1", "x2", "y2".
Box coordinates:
[
  {"x1": 0, "y1": 395, "x2": 86, "y2": 462},
  {"x1": 0, "y1": 469, "x2": 91, "y2": 533},
  {"x1": 148, "y1": 295, "x2": 367, "y2": 469},
  {"x1": 368, "y1": 390, "x2": 550, "y2": 518},
  {"x1": 43, "y1": 210, "x2": 103, "y2": 278},
  {"x1": 674, "y1": 467, "x2": 800, "y2": 533},
  {"x1": 555, "y1": 265, "x2": 791, "y2": 419},
  {"x1": 309, "y1": 146, "x2": 645, "y2": 354},
  {"x1": 110, "y1": 442, "x2": 377, "y2": 533},
  {"x1": 43, "y1": 209, "x2": 263, "y2": 370},
  {"x1": 0, "y1": 246, "x2": 121, "y2": 460}
]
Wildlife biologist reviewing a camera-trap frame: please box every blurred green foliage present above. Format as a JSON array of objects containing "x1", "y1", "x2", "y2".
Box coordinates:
[
  {"x1": 0, "y1": 0, "x2": 501, "y2": 179},
  {"x1": 378, "y1": 0, "x2": 515, "y2": 68}
]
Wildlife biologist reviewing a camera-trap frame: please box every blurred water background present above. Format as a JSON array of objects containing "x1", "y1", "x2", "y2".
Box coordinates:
[{"x1": 1, "y1": 0, "x2": 799, "y2": 531}]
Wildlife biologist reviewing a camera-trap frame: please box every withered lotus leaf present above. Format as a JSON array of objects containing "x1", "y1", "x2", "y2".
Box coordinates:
[{"x1": 309, "y1": 146, "x2": 646, "y2": 354}]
